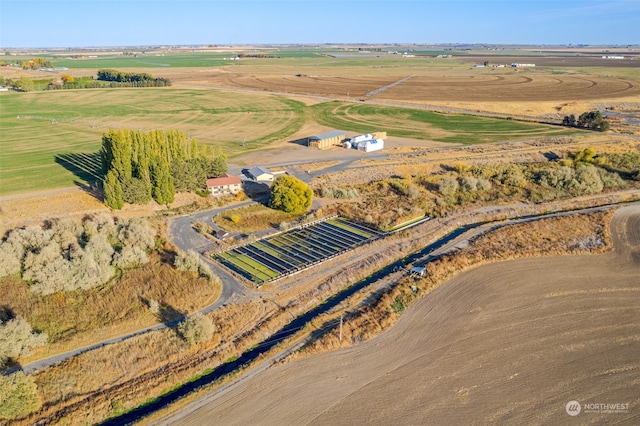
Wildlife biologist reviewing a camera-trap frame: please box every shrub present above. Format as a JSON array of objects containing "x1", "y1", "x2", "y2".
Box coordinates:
[
  {"x1": 537, "y1": 165, "x2": 576, "y2": 189},
  {"x1": 461, "y1": 176, "x2": 479, "y2": 192},
  {"x1": 177, "y1": 313, "x2": 214, "y2": 345},
  {"x1": 174, "y1": 250, "x2": 219, "y2": 283},
  {"x1": 2, "y1": 214, "x2": 156, "y2": 294},
  {"x1": 174, "y1": 250, "x2": 201, "y2": 273},
  {"x1": 22, "y1": 242, "x2": 72, "y2": 294},
  {"x1": 112, "y1": 246, "x2": 148, "y2": 268},
  {"x1": 572, "y1": 165, "x2": 604, "y2": 195},
  {"x1": 320, "y1": 187, "x2": 359, "y2": 199},
  {"x1": 477, "y1": 177, "x2": 492, "y2": 191},
  {"x1": 598, "y1": 169, "x2": 624, "y2": 188},
  {"x1": 438, "y1": 175, "x2": 459, "y2": 197},
  {"x1": 192, "y1": 221, "x2": 213, "y2": 235},
  {"x1": 148, "y1": 299, "x2": 160, "y2": 315},
  {"x1": 0, "y1": 371, "x2": 42, "y2": 419},
  {"x1": 0, "y1": 241, "x2": 22, "y2": 277},
  {"x1": 0, "y1": 316, "x2": 48, "y2": 369},
  {"x1": 454, "y1": 161, "x2": 472, "y2": 174},
  {"x1": 118, "y1": 217, "x2": 156, "y2": 251},
  {"x1": 279, "y1": 221, "x2": 291, "y2": 231}
]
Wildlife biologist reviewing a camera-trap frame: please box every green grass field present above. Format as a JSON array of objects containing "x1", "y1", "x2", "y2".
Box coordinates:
[
  {"x1": 8, "y1": 50, "x2": 350, "y2": 69},
  {"x1": 0, "y1": 89, "x2": 305, "y2": 195},
  {"x1": 311, "y1": 102, "x2": 577, "y2": 144},
  {"x1": 0, "y1": 71, "x2": 581, "y2": 195}
]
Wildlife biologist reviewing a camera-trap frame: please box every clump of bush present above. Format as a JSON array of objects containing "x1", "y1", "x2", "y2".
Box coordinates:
[
  {"x1": 177, "y1": 313, "x2": 215, "y2": 345},
  {"x1": 0, "y1": 316, "x2": 48, "y2": 369},
  {"x1": 174, "y1": 250, "x2": 219, "y2": 283},
  {"x1": 0, "y1": 371, "x2": 42, "y2": 420},
  {"x1": 320, "y1": 187, "x2": 360, "y2": 199},
  {"x1": 0, "y1": 214, "x2": 156, "y2": 295}
]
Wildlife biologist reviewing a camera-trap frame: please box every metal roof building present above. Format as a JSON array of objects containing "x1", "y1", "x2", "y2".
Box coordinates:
[
  {"x1": 307, "y1": 130, "x2": 346, "y2": 150},
  {"x1": 247, "y1": 166, "x2": 274, "y2": 182}
]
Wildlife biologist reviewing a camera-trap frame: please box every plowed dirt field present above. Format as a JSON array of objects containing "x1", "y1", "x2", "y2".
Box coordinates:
[
  {"x1": 170, "y1": 70, "x2": 640, "y2": 103},
  {"x1": 175, "y1": 205, "x2": 640, "y2": 425}
]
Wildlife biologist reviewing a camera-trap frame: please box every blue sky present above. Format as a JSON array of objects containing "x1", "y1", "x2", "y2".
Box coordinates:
[{"x1": 1, "y1": 0, "x2": 638, "y2": 47}]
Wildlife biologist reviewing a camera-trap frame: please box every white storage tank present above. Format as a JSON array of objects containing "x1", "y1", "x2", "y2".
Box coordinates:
[
  {"x1": 350, "y1": 134, "x2": 373, "y2": 144},
  {"x1": 358, "y1": 139, "x2": 384, "y2": 153}
]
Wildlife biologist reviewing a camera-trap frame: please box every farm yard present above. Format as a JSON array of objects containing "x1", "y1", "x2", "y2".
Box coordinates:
[
  {"x1": 1, "y1": 45, "x2": 640, "y2": 425},
  {"x1": 215, "y1": 217, "x2": 382, "y2": 285}
]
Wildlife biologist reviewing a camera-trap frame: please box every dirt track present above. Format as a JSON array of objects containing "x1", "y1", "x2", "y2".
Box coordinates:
[{"x1": 173, "y1": 205, "x2": 640, "y2": 425}]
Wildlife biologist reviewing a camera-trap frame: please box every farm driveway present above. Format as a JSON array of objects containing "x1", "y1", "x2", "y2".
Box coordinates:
[{"x1": 160, "y1": 205, "x2": 640, "y2": 426}]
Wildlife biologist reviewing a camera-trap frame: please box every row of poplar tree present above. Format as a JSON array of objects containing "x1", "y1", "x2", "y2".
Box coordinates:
[{"x1": 102, "y1": 129, "x2": 227, "y2": 209}]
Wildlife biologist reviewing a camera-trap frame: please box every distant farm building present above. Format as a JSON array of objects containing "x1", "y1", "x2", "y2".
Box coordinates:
[
  {"x1": 343, "y1": 132, "x2": 387, "y2": 153},
  {"x1": 511, "y1": 63, "x2": 535, "y2": 67},
  {"x1": 307, "y1": 130, "x2": 346, "y2": 150},
  {"x1": 206, "y1": 173, "x2": 242, "y2": 197},
  {"x1": 247, "y1": 166, "x2": 274, "y2": 182},
  {"x1": 356, "y1": 139, "x2": 384, "y2": 153}
]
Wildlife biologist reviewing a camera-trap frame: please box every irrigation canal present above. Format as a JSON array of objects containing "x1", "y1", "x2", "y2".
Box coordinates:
[
  {"x1": 100, "y1": 223, "x2": 478, "y2": 425},
  {"x1": 101, "y1": 199, "x2": 633, "y2": 424}
]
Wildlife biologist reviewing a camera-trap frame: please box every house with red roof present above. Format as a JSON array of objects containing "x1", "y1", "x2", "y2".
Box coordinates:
[{"x1": 206, "y1": 173, "x2": 242, "y2": 197}]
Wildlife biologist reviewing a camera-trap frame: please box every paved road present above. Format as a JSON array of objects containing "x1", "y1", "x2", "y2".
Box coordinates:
[
  {"x1": 154, "y1": 201, "x2": 640, "y2": 425},
  {"x1": 16, "y1": 202, "x2": 257, "y2": 375},
  {"x1": 14, "y1": 158, "x2": 360, "y2": 375},
  {"x1": 168, "y1": 200, "x2": 259, "y2": 304}
]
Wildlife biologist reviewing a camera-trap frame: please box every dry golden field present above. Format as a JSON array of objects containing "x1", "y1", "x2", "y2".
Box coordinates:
[
  {"x1": 172, "y1": 205, "x2": 640, "y2": 425},
  {"x1": 159, "y1": 59, "x2": 640, "y2": 118}
]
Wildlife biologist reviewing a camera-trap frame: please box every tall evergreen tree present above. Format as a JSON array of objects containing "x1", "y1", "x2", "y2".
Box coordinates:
[
  {"x1": 101, "y1": 128, "x2": 222, "y2": 209},
  {"x1": 103, "y1": 170, "x2": 124, "y2": 209},
  {"x1": 151, "y1": 157, "x2": 174, "y2": 206}
]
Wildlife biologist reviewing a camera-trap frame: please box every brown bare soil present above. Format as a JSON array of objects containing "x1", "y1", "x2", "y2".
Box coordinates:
[
  {"x1": 173, "y1": 69, "x2": 640, "y2": 103},
  {"x1": 173, "y1": 205, "x2": 640, "y2": 425},
  {"x1": 455, "y1": 54, "x2": 640, "y2": 68}
]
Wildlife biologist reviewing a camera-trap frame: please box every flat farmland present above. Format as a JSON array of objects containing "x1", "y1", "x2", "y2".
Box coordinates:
[
  {"x1": 215, "y1": 218, "x2": 381, "y2": 285},
  {"x1": 377, "y1": 74, "x2": 640, "y2": 102},
  {"x1": 176, "y1": 205, "x2": 640, "y2": 425},
  {"x1": 311, "y1": 102, "x2": 574, "y2": 144},
  {"x1": 455, "y1": 54, "x2": 640, "y2": 68},
  {"x1": 192, "y1": 67, "x2": 640, "y2": 102},
  {"x1": 0, "y1": 89, "x2": 304, "y2": 195}
]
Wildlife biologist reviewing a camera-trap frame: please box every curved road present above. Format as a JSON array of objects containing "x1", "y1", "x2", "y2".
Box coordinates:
[
  {"x1": 17, "y1": 202, "x2": 256, "y2": 375},
  {"x1": 15, "y1": 197, "x2": 639, "y2": 376},
  {"x1": 151, "y1": 201, "x2": 640, "y2": 425}
]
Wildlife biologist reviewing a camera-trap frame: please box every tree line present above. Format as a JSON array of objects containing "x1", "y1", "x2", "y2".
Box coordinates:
[
  {"x1": 0, "y1": 69, "x2": 171, "y2": 92},
  {"x1": 102, "y1": 129, "x2": 227, "y2": 209},
  {"x1": 562, "y1": 110, "x2": 610, "y2": 132},
  {"x1": 97, "y1": 69, "x2": 171, "y2": 87}
]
